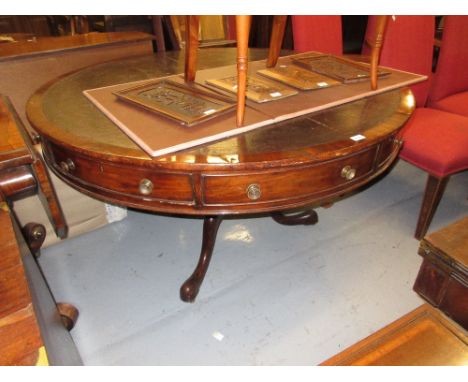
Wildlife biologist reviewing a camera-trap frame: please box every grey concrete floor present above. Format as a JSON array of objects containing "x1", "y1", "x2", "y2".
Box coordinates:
[{"x1": 39, "y1": 160, "x2": 467, "y2": 365}]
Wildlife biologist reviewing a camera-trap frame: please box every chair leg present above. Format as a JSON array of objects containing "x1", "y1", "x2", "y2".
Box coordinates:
[
  {"x1": 235, "y1": 15, "x2": 252, "y2": 127},
  {"x1": 267, "y1": 15, "x2": 288, "y2": 68},
  {"x1": 414, "y1": 174, "x2": 449, "y2": 240},
  {"x1": 184, "y1": 16, "x2": 200, "y2": 83}
]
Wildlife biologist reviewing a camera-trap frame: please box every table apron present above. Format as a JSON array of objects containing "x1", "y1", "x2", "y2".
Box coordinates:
[{"x1": 41, "y1": 135, "x2": 400, "y2": 215}]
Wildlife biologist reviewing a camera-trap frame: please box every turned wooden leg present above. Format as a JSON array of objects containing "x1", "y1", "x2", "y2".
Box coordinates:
[
  {"x1": 57, "y1": 302, "x2": 79, "y2": 331},
  {"x1": 414, "y1": 174, "x2": 449, "y2": 240},
  {"x1": 1, "y1": 95, "x2": 68, "y2": 239},
  {"x1": 236, "y1": 15, "x2": 251, "y2": 127},
  {"x1": 32, "y1": 157, "x2": 68, "y2": 239},
  {"x1": 21, "y1": 220, "x2": 79, "y2": 330},
  {"x1": 367, "y1": 15, "x2": 389, "y2": 90},
  {"x1": 184, "y1": 15, "x2": 200, "y2": 83},
  {"x1": 22, "y1": 222, "x2": 46, "y2": 257},
  {"x1": 267, "y1": 15, "x2": 288, "y2": 68},
  {"x1": 180, "y1": 216, "x2": 223, "y2": 302},
  {"x1": 272, "y1": 209, "x2": 318, "y2": 226}
]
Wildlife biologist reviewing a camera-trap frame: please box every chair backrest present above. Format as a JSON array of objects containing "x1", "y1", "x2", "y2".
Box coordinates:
[
  {"x1": 428, "y1": 16, "x2": 468, "y2": 104},
  {"x1": 363, "y1": 16, "x2": 435, "y2": 107},
  {"x1": 291, "y1": 16, "x2": 342, "y2": 55}
]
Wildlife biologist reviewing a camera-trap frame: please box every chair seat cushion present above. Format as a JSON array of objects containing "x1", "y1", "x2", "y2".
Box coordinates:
[
  {"x1": 430, "y1": 91, "x2": 468, "y2": 118},
  {"x1": 399, "y1": 107, "x2": 468, "y2": 177}
]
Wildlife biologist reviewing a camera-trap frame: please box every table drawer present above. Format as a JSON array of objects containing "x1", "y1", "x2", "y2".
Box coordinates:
[
  {"x1": 202, "y1": 146, "x2": 377, "y2": 205},
  {"x1": 48, "y1": 145, "x2": 194, "y2": 203}
]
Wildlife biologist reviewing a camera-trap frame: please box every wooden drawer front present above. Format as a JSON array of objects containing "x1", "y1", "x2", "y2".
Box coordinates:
[
  {"x1": 202, "y1": 147, "x2": 377, "y2": 205},
  {"x1": 49, "y1": 147, "x2": 194, "y2": 202},
  {"x1": 376, "y1": 136, "x2": 399, "y2": 167}
]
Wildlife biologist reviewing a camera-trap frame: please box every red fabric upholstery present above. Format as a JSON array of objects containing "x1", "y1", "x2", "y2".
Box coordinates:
[
  {"x1": 429, "y1": 16, "x2": 468, "y2": 105},
  {"x1": 364, "y1": 16, "x2": 467, "y2": 238},
  {"x1": 364, "y1": 16, "x2": 435, "y2": 107},
  {"x1": 430, "y1": 91, "x2": 468, "y2": 118},
  {"x1": 399, "y1": 108, "x2": 468, "y2": 177},
  {"x1": 291, "y1": 16, "x2": 342, "y2": 55}
]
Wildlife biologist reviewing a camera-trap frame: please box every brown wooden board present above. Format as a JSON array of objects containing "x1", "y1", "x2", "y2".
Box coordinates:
[
  {"x1": 206, "y1": 74, "x2": 298, "y2": 103},
  {"x1": 293, "y1": 54, "x2": 391, "y2": 83},
  {"x1": 321, "y1": 304, "x2": 468, "y2": 366},
  {"x1": 0, "y1": 204, "x2": 45, "y2": 366},
  {"x1": 257, "y1": 63, "x2": 341, "y2": 90},
  {"x1": 113, "y1": 79, "x2": 236, "y2": 126},
  {"x1": 422, "y1": 216, "x2": 468, "y2": 271}
]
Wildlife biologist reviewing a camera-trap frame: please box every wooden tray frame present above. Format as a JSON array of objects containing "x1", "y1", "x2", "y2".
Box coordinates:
[
  {"x1": 206, "y1": 74, "x2": 298, "y2": 103},
  {"x1": 257, "y1": 63, "x2": 341, "y2": 90},
  {"x1": 113, "y1": 79, "x2": 236, "y2": 126},
  {"x1": 293, "y1": 54, "x2": 391, "y2": 84}
]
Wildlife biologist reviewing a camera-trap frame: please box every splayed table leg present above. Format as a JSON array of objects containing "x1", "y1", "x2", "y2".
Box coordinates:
[{"x1": 180, "y1": 216, "x2": 223, "y2": 302}]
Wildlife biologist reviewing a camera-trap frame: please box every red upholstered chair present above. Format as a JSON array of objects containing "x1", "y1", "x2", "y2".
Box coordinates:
[
  {"x1": 291, "y1": 16, "x2": 343, "y2": 55},
  {"x1": 427, "y1": 16, "x2": 468, "y2": 117},
  {"x1": 365, "y1": 16, "x2": 468, "y2": 239}
]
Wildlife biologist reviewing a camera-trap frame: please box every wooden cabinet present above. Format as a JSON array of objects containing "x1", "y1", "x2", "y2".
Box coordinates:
[
  {"x1": 414, "y1": 217, "x2": 468, "y2": 330},
  {"x1": 0, "y1": 31, "x2": 154, "y2": 142},
  {"x1": 0, "y1": 16, "x2": 51, "y2": 36},
  {"x1": 321, "y1": 304, "x2": 468, "y2": 366}
]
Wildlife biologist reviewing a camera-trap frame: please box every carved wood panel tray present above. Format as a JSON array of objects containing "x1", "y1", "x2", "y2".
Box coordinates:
[
  {"x1": 206, "y1": 75, "x2": 298, "y2": 103},
  {"x1": 113, "y1": 79, "x2": 236, "y2": 126},
  {"x1": 293, "y1": 55, "x2": 391, "y2": 84},
  {"x1": 257, "y1": 63, "x2": 340, "y2": 90}
]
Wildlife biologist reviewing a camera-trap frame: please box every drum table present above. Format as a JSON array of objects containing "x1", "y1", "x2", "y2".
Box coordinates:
[{"x1": 27, "y1": 48, "x2": 418, "y2": 302}]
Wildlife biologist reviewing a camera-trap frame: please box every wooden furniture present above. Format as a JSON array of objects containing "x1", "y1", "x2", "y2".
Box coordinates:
[
  {"x1": 414, "y1": 216, "x2": 468, "y2": 330},
  {"x1": 0, "y1": 32, "x2": 154, "y2": 246},
  {"x1": 0, "y1": 31, "x2": 154, "y2": 61},
  {"x1": 169, "y1": 15, "x2": 236, "y2": 50},
  {"x1": 0, "y1": 95, "x2": 66, "y2": 240},
  {"x1": 184, "y1": 15, "x2": 389, "y2": 127},
  {"x1": 0, "y1": 16, "x2": 51, "y2": 36},
  {"x1": 0, "y1": 202, "x2": 48, "y2": 366},
  {"x1": 26, "y1": 48, "x2": 418, "y2": 302},
  {"x1": 1, "y1": 95, "x2": 81, "y2": 363},
  {"x1": 0, "y1": 31, "x2": 155, "y2": 142},
  {"x1": 321, "y1": 304, "x2": 468, "y2": 366},
  {"x1": 365, "y1": 16, "x2": 468, "y2": 239},
  {"x1": 0, "y1": 202, "x2": 82, "y2": 365},
  {"x1": 43, "y1": 16, "x2": 90, "y2": 36}
]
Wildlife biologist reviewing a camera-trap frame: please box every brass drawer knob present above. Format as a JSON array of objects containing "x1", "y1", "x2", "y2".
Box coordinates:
[
  {"x1": 394, "y1": 138, "x2": 404, "y2": 147},
  {"x1": 59, "y1": 158, "x2": 75, "y2": 173},
  {"x1": 139, "y1": 178, "x2": 154, "y2": 195},
  {"x1": 341, "y1": 165, "x2": 356, "y2": 180},
  {"x1": 246, "y1": 183, "x2": 261, "y2": 200}
]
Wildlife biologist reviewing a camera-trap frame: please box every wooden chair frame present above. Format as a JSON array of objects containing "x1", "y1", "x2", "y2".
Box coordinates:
[{"x1": 183, "y1": 15, "x2": 389, "y2": 127}]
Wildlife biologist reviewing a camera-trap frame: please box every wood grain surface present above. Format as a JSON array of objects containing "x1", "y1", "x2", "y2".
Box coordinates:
[
  {"x1": 0, "y1": 203, "x2": 46, "y2": 365},
  {"x1": 26, "y1": 48, "x2": 416, "y2": 216},
  {"x1": 321, "y1": 304, "x2": 468, "y2": 366}
]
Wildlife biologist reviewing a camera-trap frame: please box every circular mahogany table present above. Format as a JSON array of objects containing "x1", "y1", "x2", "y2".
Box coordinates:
[{"x1": 27, "y1": 48, "x2": 414, "y2": 302}]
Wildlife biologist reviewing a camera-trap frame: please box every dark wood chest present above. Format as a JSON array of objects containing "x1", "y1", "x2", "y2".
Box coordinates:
[{"x1": 414, "y1": 216, "x2": 468, "y2": 330}]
